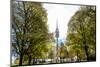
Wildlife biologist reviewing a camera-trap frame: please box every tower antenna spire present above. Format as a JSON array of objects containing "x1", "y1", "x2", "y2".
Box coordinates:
[
  {"x1": 55, "y1": 18, "x2": 59, "y2": 63},
  {"x1": 56, "y1": 19, "x2": 58, "y2": 29}
]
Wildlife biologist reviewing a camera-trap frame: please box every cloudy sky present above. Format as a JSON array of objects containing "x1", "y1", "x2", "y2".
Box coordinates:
[{"x1": 43, "y1": 3, "x2": 80, "y2": 41}]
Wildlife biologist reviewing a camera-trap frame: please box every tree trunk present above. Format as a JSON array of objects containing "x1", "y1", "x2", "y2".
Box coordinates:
[
  {"x1": 32, "y1": 59, "x2": 35, "y2": 64},
  {"x1": 19, "y1": 54, "x2": 23, "y2": 66},
  {"x1": 28, "y1": 55, "x2": 32, "y2": 65},
  {"x1": 76, "y1": 52, "x2": 79, "y2": 62},
  {"x1": 84, "y1": 45, "x2": 89, "y2": 61},
  {"x1": 83, "y1": 35, "x2": 89, "y2": 61}
]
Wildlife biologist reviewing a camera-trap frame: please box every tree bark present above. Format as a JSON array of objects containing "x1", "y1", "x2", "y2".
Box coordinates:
[
  {"x1": 32, "y1": 59, "x2": 35, "y2": 64},
  {"x1": 28, "y1": 55, "x2": 32, "y2": 65},
  {"x1": 19, "y1": 54, "x2": 23, "y2": 66},
  {"x1": 84, "y1": 45, "x2": 89, "y2": 61}
]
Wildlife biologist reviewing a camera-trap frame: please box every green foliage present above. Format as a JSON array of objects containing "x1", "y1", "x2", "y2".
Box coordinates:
[
  {"x1": 59, "y1": 44, "x2": 68, "y2": 58},
  {"x1": 67, "y1": 6, "x2": 96, "y2": 61},
  {"x1": 12, "y1": 1, "x2": 49, "y2": 65}
]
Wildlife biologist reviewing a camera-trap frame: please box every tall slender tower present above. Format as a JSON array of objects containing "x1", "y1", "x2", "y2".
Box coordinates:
[{"x1": 55, "y1": 20, "x2": 59, "y2": 63}]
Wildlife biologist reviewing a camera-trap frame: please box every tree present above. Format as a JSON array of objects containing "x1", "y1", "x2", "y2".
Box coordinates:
[
  {"x1": 67, "y1": 6, "x2": 96, "y2": 61},
  {"x1": 58, "y1": 42, "x2": 68, "y2": 62},
  {"x1": 11, "y1": 1, "x2": 48, "y2": 65}
]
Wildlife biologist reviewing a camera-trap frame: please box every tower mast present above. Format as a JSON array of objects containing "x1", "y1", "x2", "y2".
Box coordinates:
[{"x1": 55, "y1": 19, "x2": 59, "y2": 63}]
